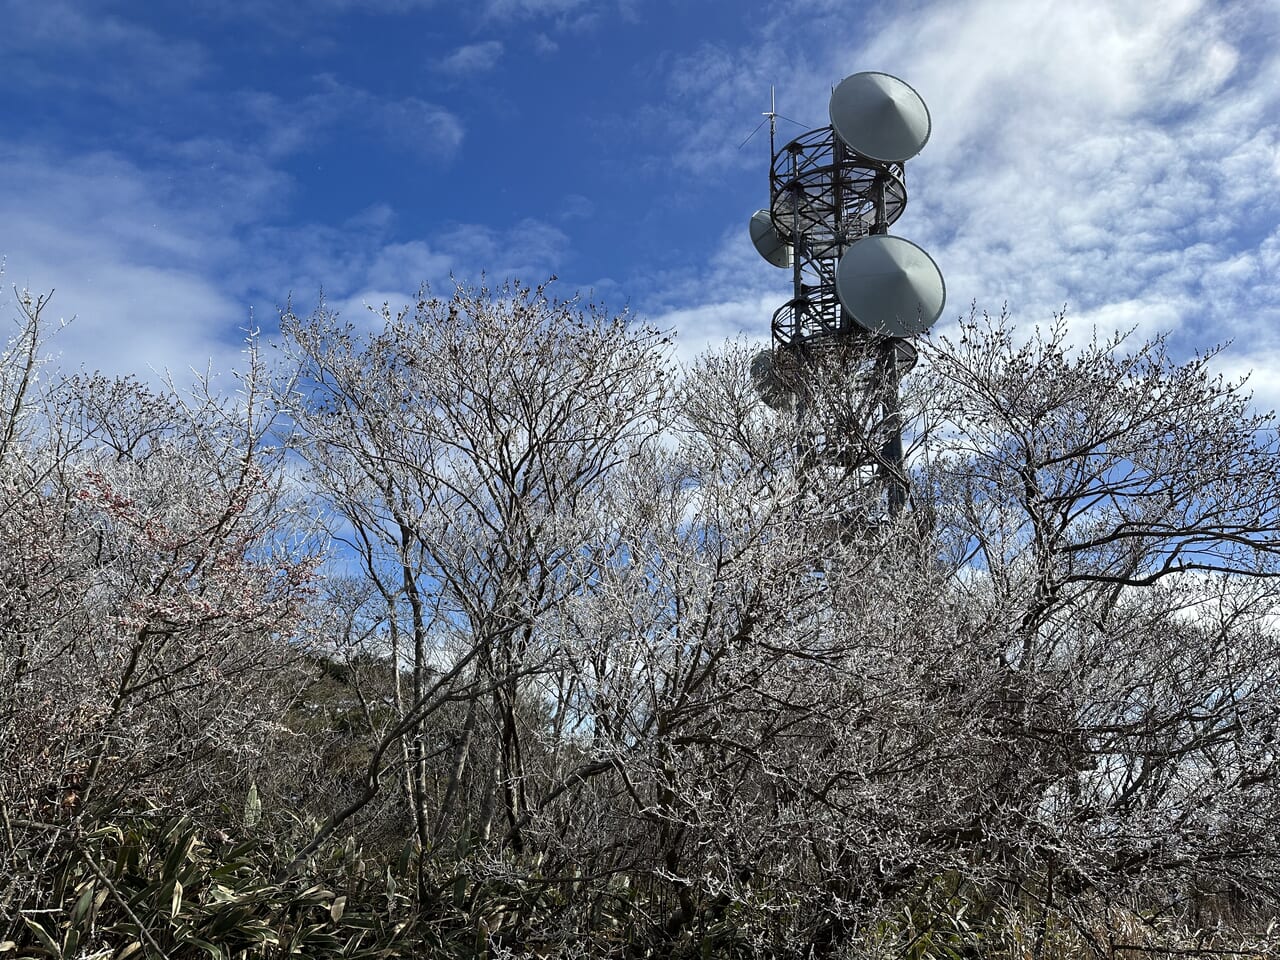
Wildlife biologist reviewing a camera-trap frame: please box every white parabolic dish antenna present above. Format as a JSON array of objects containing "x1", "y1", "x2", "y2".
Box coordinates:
[
  {"x1": 750, "y1": 348, "x2": 794, "y2": 410},
  {"x1": 828, "y1": 71, "x2": 931, "y2": 163},
  {"x1": 834, "y1": 235, "x2": 945, "y2": 338},
  {"x1": 749, "y1": 209, "x2": 792, "y2": 268}
]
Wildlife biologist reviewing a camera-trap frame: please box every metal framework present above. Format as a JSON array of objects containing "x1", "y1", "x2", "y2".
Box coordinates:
[
  {"x1": 768, "y1": 127, "x2": 908, "y2": 350},
  {"x1": 759, "y1": 122, "x2": 921, "y2": 519}
]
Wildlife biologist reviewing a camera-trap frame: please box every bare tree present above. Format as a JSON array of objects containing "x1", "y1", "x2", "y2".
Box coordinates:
[
  {"x1": 0, "y1": 300, "x2": 320, "y2": 941},
  {"x1": 275, "y1": 296, "x2": 1280, "y2": 958},
  {"x1": 15, "y1": 277, "x2": 1273, "y2": 957},
  {"x1": 908, "y1": 309, "x2": 1280, "y2": 955},
  {"x1": 277, "y1": 280, "x2": 672, "y2": 867}
]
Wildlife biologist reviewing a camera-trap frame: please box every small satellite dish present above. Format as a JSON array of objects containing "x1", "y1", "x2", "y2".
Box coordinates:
[
  {"x1": 834, "y1": 235, "x2": 945, "y2": 338},
  {"x1": 828, "y1": 72, "x2": 931, "y2": 163},
  {"x1": 750, "y1": 209, "x2": 792, "y2": 268},
  {"x1": 750, "y1": 348, "x2": 795, "y2": 410}
]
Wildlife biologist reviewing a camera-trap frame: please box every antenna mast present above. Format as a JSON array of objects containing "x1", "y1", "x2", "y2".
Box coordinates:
[{"x1": 766, "y1": 85, "x2": 777, "y2": 157}]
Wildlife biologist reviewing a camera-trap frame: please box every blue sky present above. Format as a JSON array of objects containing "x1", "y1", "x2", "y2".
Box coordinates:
[{"x1": 2, "y1": 0, "x2": 1278, "y2": 404}]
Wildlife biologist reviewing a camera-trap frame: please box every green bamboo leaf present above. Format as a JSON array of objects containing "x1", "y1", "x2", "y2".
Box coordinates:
[
  {"x1": 70, "y1": 884, "x2": 96, "y2": 926},
  {"x1": 118, "y1": 835, "x2": 141, "y2": 878},
  {"x1": 182, "y1": 936, "x2": 224, "y2": 960},
  {"x1": 84, "y1": 824, "x2": 123, "y2": 842},
  {"x1": 171, "y1": 878, "x2": 184, "y2": 918},
  {"x1": 162, "y1": 831, "x2": 196, "y2": 880},
  {"x1": 21, "y1": 918, "x2": 60, "y2": 960},
  {"x1": 247, "y1": 928, "x2": 281, "y2": 947},
  {"x1": 330, "y1": 895, "x2": 347, "y2": 924},
  {"x1": 222, "y1": 839, "x2": 260, "y2": 862},
  {"x1": 206, "y1": 908, "x2": 246, "y2": 938},
  {"x1": 116, "y1": 942, "x2": 144, "y2": 960}
]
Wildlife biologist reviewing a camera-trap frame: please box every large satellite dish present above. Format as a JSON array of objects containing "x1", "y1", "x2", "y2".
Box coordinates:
[
  {"x1": 834, "y1": 235, "x2": 945, "y2": 337},
  {"x1": 750, "y1": 348, "x2": 795, "y2": 410},
  {"x1": 828, "y1": 72, "x2": 931, "y2": 163},
  {"x1": 750, "y1": 209, "x2": 792, "y2": 268}
]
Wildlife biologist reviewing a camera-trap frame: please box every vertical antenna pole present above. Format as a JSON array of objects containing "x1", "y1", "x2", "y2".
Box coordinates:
[{"x1": 766, "y1": 85, "x2": 777, "y2": 157}]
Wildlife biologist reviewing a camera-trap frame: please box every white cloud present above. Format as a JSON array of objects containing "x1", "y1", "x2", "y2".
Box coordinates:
[
  {"x1": 435, "y1": 40, "x2": 504, "y2": 76},
  {"x1": 637, "y1": 212, "x2": 801, "y2": 363},
  {"x1": 0, "y1": 146, "x2": 282, "y2": 384},
  {"x1": 559, "y1": 194, "x2": 596, "y2": 221},
  {"x1": 0, "y1": 137, "x2": 573, "y2": 381},
  {"x1": 483, "y1": 0, "x2": 590, "y2": 18},
  {"x1": 652, "y1": 294, "x2": 780, "y2": 367},
  {"x1": 368, "y1": 94, "x2": 466, "y2": 159},
  {"x1": 365, "y1": 241, "x2": 454, "y2": 292},
  {"x1": 5, "y1": 0, "x2": 1276, "y2": 415},
  {"x1": 323, "y1": 217, "x2": 573, "y2": 322},
  {"x1": 647, "y1": 0, "x2": 1280, "y2": 411},
  {"x1": 0, "y1": 0, "x2": 207, "y2": 98},
  {"x1": 855, "y1": 0, "x2": 1280, "y2": 331},
  {"x1": 434, "y1": 219, "x2": 571, "y2": 279},
  {"x1": 1066, "y1": 298, "x2": 1191, "y2": 347},
  {"x1": 243, "y1": 75, "x2": 465, "y2": 162},
  {"x1": 223, "y1": 0, "x2": 604, "y2": 26}
]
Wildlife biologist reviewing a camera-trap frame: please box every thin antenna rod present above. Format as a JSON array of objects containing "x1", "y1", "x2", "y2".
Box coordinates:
[{"x1": 766, "y1": 85, "x2": 777, "y2": 156}]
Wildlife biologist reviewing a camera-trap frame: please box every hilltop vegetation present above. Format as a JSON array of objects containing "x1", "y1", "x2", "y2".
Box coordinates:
[{"x1": 3, "y1": 283, "x2": 1279, "y2": 958}]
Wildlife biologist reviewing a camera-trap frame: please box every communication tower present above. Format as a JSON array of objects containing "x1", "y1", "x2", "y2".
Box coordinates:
[{"x1": 749, "y1": 71, "x2": 944, "y2": 520}]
